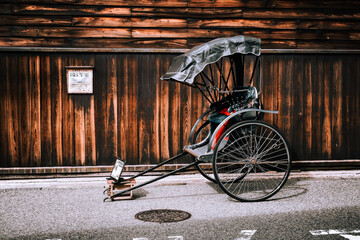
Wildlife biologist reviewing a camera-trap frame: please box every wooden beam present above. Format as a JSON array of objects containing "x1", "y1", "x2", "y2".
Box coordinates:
[{"x1": 1, "y1": 47, "x2": 360, "y2": 54}]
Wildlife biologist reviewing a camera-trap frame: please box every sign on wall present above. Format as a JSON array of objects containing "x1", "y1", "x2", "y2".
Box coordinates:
[{"x1": 66, "y1": 66, "x2": 94, "y2": 94}]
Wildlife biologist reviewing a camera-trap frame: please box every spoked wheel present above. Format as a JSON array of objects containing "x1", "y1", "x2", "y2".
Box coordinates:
[
  {"x1": 191, "y1": 120, "x2": 217, "y2": 183},
  {"x1": 212, "y1": 120, "x2": 291, "y2": 201}
]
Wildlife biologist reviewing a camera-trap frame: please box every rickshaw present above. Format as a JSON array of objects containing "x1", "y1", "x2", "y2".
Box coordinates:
[{"x1": 104, "y1": 35, "x2": 291, "y2": 202}]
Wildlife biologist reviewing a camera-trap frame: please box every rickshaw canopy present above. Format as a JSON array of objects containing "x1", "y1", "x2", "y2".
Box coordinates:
[{"x1": 161, "y1": 35, "x2": 261, "y2": 84}]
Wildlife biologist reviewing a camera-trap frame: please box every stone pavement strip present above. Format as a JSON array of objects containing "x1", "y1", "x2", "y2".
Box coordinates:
[{"x1": 0, "y1": 170, "x2": 359, "y2": 190}]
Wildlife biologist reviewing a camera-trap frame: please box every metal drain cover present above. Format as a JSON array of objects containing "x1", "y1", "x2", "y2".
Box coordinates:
[{"x1": 135, "y1": 209, "x2": 191, "y2": 223}]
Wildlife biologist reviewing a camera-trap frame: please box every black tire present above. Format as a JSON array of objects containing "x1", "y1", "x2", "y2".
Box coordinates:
[{"x1": 212, "y1": 120, "x2": 291, "y2": 201}]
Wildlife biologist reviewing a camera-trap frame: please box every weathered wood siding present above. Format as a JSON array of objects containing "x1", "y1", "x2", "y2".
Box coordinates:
[
  {"x1": 261, "y1": 54, "x2": 360, "y2": 161},
  {"x1": 0, "y1": 52, "x2": 359, "y2": 167},
  {"x1": 0, "y1": 52, "x2": 207, "y2": 167},
  {"x1": 0, "y1": 0, "x2": 359, "y2": 168},
  {"x1": 0, "y1": 0, "x2": 359, "y2": 49}
]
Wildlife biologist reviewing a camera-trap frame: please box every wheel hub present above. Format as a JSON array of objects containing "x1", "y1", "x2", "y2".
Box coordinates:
[{"x1": 249, "y1": 157, "x2": 257, "y2": 165}]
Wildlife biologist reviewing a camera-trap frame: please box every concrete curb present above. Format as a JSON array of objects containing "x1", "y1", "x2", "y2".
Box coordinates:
[{"x1": 0, "y1": 170, "x2": 359, "y2": 190}]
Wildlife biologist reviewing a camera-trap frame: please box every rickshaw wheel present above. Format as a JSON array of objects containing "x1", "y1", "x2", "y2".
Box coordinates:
[
  {"x1": 192, "y1": 120, "x2": 217, "y2": 183},
  {"x1": 212, "y1": 120, "x2": 291, "y2": 201}
]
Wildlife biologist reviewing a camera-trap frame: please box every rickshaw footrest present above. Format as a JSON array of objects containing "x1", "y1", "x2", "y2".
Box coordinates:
[
  {"x1": 184, "y1": 145, "x2": 213, "y2": 162},
  {"x1": 106, "y1": 178, "x2": 136, "y2": 200}
]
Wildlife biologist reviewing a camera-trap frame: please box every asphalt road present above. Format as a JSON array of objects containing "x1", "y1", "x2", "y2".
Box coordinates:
[{"x1": 0, "y1": 171, "x2": 359, "y2": 240}]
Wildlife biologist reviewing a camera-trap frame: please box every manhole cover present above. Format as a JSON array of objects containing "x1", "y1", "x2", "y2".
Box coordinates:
[{"x1": 135, "y1": 209, "x2": 191, "y2": 223}]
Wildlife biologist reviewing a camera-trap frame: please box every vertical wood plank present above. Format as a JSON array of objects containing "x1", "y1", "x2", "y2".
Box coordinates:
[
  {"x1": 273, "y1": 55, "x2": 280, "y2": 127},
  {"x1": 138, "y1": 54, "x2": 150, "y2": 164},
  {"x1": 160, "y1": 55, "x2": 170, "y2": 161},
  {"x1": 74, "y1": 95, "x2": 86, "y2": 166},
  {"x1": 355, "y1": 56, "x2": 360, "y2": 158},
  {"x1": 261, "y1": 55, "x2": 274, "y2": 124},
  {"x1": 322, "y1": 56, "x2": 332, "y2": 159},
  {"x1": 18, "y1": 55, "x2": 31, "y2": 166},
  {"x1": 260, "y1": 55, "x2": 269, "y2": 122},
  {"x1": 95, "y1": 54, "x2": 108, "y2": 164},
  {"x1": 169, "y1": 73, "x2": 181, "y2": 157},
  {"x1": 84, "y1": 94, "x2": 96, "y2": 166},
  {"x1": 342, "y1": 56, "x2": 350, "y2": 158},
  {"x1": 127, "y1": 54, "x2": 139, "y2": 164},
  {"x1": 118, "y1": 55, "x2": 128, "y2": 161},
  {"x1": 0, "y1": 54, "x2": 8, "y2": 166},
  {"x1": 190, "y1": 73, "x2": 204, "y2": 139},
  {"x1": 107, "y1": 55, "x2": 118, "y2": 163},
  {"x1": 243, "y1": 55, "x2": 255, "y2": 86},
  {"x1": 180, "y1": 82, "x2": 191, "y2": 154},
  {"x1": 6, "y1": 55, "x2": 19, "y2": 166},
  {"x1": 312, "y1": 56, "x2": 323, "y2": 159},
  {"x1": 350, "y1": 55, "x2": 359, "y2": 158},
  {"x1": 274, "y1": 55, "x2": 282, "y2": 131},
  {"x1": 283, "y1": 55, "x2": 293, "y2": 146},
  {"x1": 51, "y1": 55, "x2": 63, "y2": 166},
  {"x1": 149, "y1": 54, "x2": 161, "y2": 163},
  {"x1": 29, "y1": 55, "x2": 41, "y2": 166},
  {"x1": 303, "y1": 55, "x2": 313, "y2": 160},
  {"x1": 331, "y1": 58, "x2": 342, "y2": 159},
  {"x1": 293, "y1": 54, "x2": 304, "y2": 159},
  {"x1": 40, "y1": 55, "x2": 53, "y2": 166}
]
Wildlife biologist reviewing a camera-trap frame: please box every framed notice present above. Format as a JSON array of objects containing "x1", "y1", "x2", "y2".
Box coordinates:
[{"x1": 66, "y1": 66, "x2": 94, "y2": 94}]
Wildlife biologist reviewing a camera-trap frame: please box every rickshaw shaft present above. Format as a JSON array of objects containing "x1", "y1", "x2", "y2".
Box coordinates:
[
  {"x1": 110, "y1": 152, "x2": 198, "y2": 200},
  {"x1": 128, "y1": 151, "x2": 188, "y2": 180}
]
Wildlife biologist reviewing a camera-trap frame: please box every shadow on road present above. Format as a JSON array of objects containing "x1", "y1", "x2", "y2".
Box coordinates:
[{"x1": 206, "y1": 178, "x2": 308, "y2": 202}]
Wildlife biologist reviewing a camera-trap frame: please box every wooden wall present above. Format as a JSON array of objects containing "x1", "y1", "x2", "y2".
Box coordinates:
[
  {"x1": 0, "y1": 52, "x2": 207, "y2": 167},
  {"x1": 0, "y1": 52, "x2": 359, "y2": 167},
  {"x1": 0, "y1": 0, "x2": 359, "y2": 168},
  {"x1": 0, "y1": 0, "x2": 359, "y2": 49},
  {"x1": 261, "y1": 53, "x2": 360, "y2": 161}
]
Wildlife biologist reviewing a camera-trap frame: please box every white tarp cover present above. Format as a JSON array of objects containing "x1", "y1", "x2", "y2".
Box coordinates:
[{"x1": 161, "y1": 35, "x2": 261, "y2": 84}]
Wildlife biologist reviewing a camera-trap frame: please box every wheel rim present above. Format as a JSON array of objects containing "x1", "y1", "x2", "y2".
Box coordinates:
[{"x1": 213, "y1": 121, "x2": 291, "y2": 201}]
